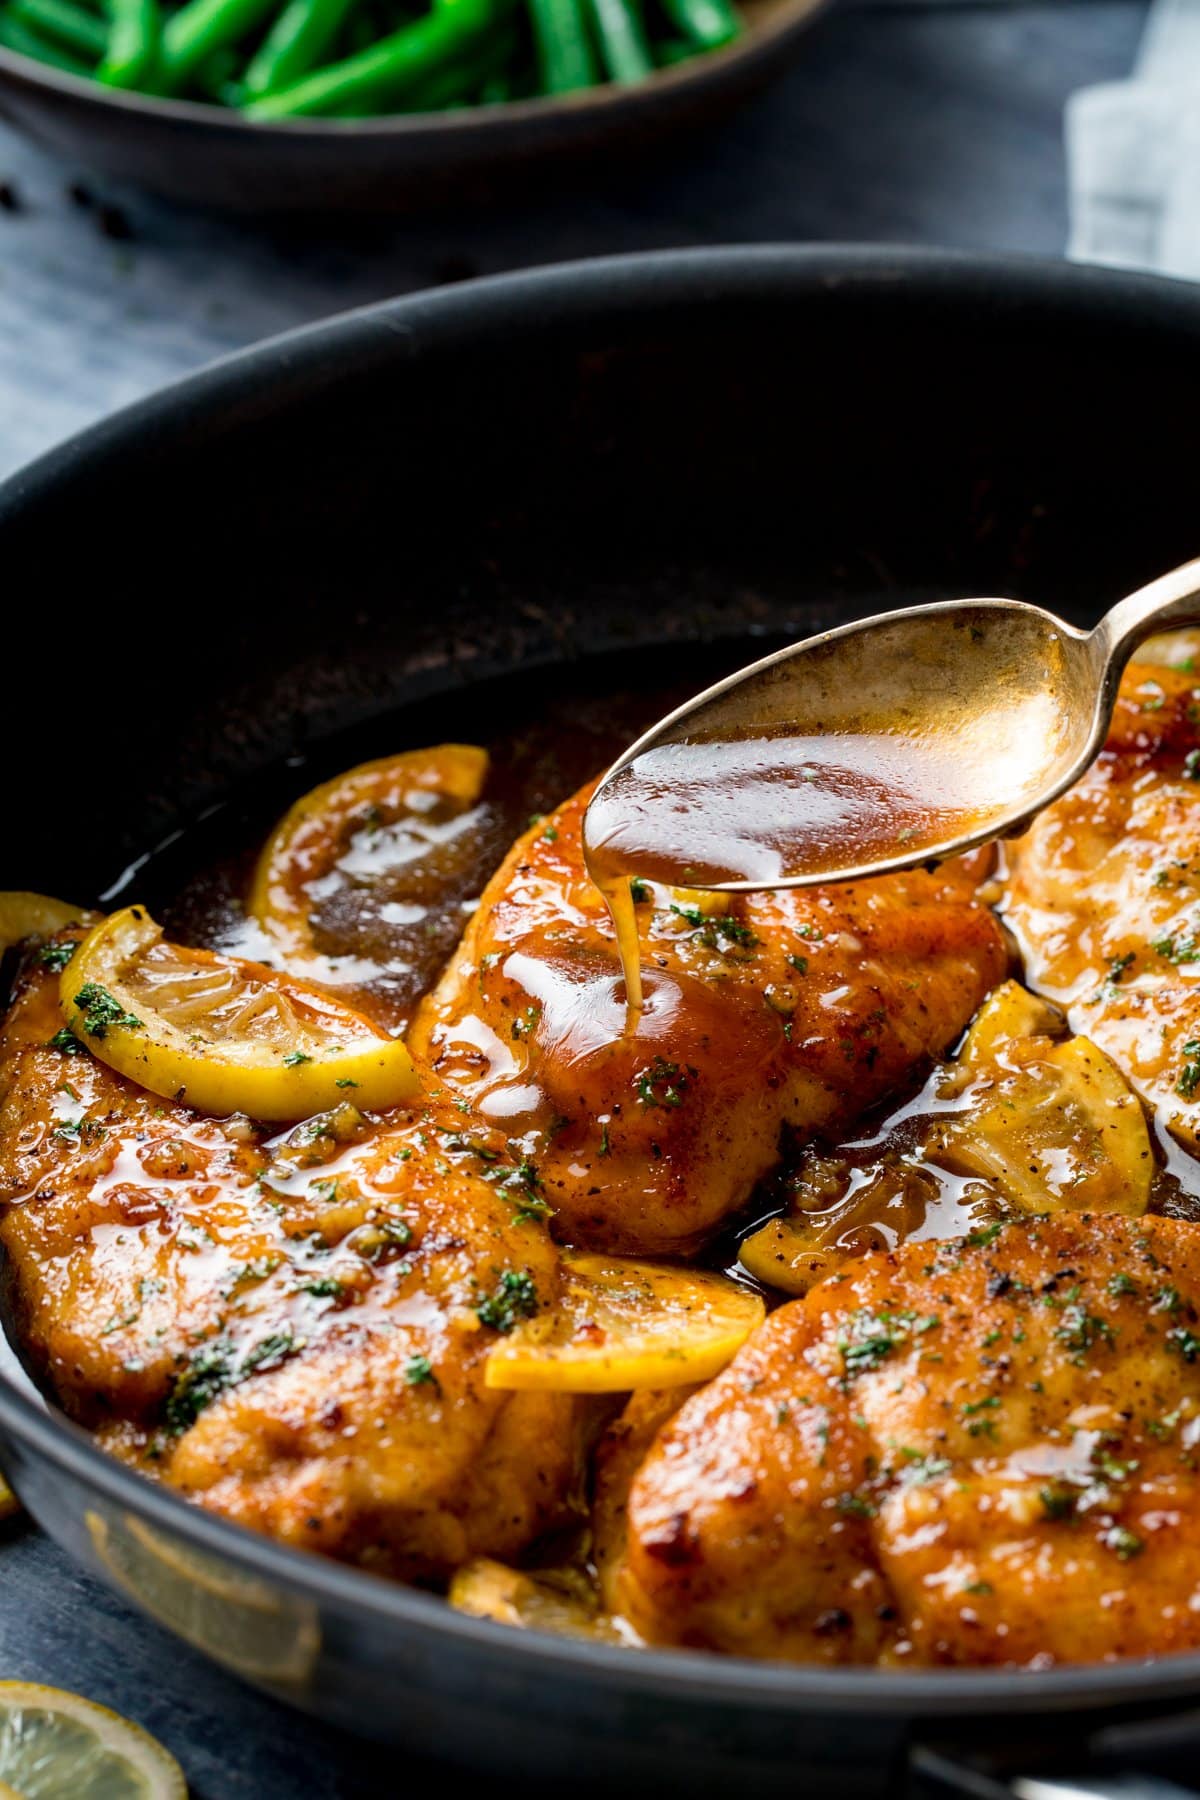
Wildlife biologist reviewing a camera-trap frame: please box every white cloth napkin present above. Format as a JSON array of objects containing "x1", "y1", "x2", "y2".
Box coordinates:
[{"x1": 1068, "y1": 0, "x2": 1200, "y2": 278}]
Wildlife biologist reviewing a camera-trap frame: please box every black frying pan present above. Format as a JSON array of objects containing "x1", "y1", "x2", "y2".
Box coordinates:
[{"x1": 2, "y1": 247, "x2": 1200, "y2": 1797}]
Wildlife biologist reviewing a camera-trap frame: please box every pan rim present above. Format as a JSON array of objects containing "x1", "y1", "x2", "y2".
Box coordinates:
[{"x1": 3, "y1": 242, "x2": 1200, "y2": 1717}]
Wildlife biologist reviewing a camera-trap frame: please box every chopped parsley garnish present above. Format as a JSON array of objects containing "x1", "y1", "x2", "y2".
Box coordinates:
[
  {"x1": 634, "y1": 1057, "x2": 689, "y2": 1109},
  {"x1": 282, "y1": 1050, "x2": 312, "y2": 1067},
  {"x1": 961, "y1": 1395, "x2": 1001, "y2": 1439},
  {"x1": 405, "y1": 1354, "x2": 437, "y2": 1386},
  {"x1": 299, "y1": 1276, "x2": 344, "y2": 1299},
  {"x1": 475, "y1": 1269, "x2": 539, "y2": 1333},
  {"x1": 52, "y1": 1116, "x2": 105, "y2": 1146},
  {"x1": 1094, "y1": 1449, "x2": 1138, "y2": 1484},
  {"x1": 1167, "y1": 1326, "x2": 1200, "y2": 1363},
  {"x1": 898, "y1": 1449, "x2": 952, "y2": 1485},
  {"x1": 1177, "y1": 1041, "x2": 1200, "y2": 1099},
  {"x1": 335, "y1": 1077, "x2": 359, "y2": 1089},
  {"x1": 1105, "y1": 1524, "x2": 1144, "y2": 1561},
  {"x1": 511, "y1": 1004, "x2": 540, "y2": 1041},
  {"x1": 835, "y1": 1493, "x2": 876, "y2": 1519},
  {"x1": 668, "y1": 903, "x2": 759, "y2": 952},
  {"x1": 164, "y1": 1338, "x2": 236, "y2": 1435},
  {"x1": 836, "y1": 1307, "x2": 939, "y2": 1380},
  {"x1": 787, "y1": 954, "x2": 809, "y2": 976},
  {"x1": 72, "y1": 982, "x2": 141, "y2": 1039},
  {"x1": 1153, "y1": 929, "x2": 1200, "y2": 965},
  {"x1": 629, "y1": 879, "x2": 650, "y2": 904},
  {"x1": 1107, "y1": 1273, "x2": 1138, "y2": 1298},
  {"x1": 241, "y1": 1326, "x2": 296, "y2": 1374},
  {"x1": 967, "y1": 1222, "x2": 1003, "y2": 1249},
  {"x1": 1185, "y1": 748, "x2": 1200, "y2": 780},
  {"x1": 362, "y1": 1219, "x2": 413, "y2": 1260},
  {"x1": 38, "y1": 941, "x2": 77, "y2": 972},
  {"x1": 469, "y1": 1151, "x2": 552, "y2": 1225},
  {"x1": 1039, "y1": 1482, "x2": 1076, "y2": 1521},
  {"x1": 1055, "y1": 1305, "x2": 1116, "y2": 1362}
]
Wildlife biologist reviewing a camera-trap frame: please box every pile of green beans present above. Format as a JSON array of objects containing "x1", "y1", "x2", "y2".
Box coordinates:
[{"x1": 0, "y1": 0, "x2": 740, "y2": 117}]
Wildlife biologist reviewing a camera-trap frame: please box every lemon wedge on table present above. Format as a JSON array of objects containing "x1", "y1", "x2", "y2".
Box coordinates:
[
  {"x1": 484, "y1": 1253, "x2": 764, "y2": 1393},
  {"x1": 60, "y1": 906, "x2": 419, "y2": 1122},
  {"x1": 0, "y1": 1683, "x2": 185, "y2": 1799}
]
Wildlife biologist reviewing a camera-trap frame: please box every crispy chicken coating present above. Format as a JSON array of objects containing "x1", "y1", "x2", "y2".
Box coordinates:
[
  {"x1": 612, "y1": 1215, "x2": 1200, "y2": 1666},
  {"x1": 412, "y1": 779, "x2": 1008, "y2": 1254},
  {"x1": 1003, "y1": 660, "x2": 1200, "y2": 1153},
  {"x1": 0, "y1": 959, "x2": 583, "y2": 1579}
]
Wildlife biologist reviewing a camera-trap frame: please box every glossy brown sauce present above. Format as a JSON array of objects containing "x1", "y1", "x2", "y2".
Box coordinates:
[
  {"x1": 145, "y1": 676, "x2": 704, "y2": 1036},
  {"x1": 582, "y1": 611, "x2": 1078, "y2": 1017},
  {"x1": 585, "y1": 728, "x2": 983, "y2": 1021},
  {"x1": 123, "y1": 647, "x2": 1200, "y2": 1281}
]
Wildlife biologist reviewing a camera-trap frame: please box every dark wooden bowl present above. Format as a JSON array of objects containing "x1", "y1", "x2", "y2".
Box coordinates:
[{"x1": 0, "y1": 0, "x2": 824, "y2": 212}]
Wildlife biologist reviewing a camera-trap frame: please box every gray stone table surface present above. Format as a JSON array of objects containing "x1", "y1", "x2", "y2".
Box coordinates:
[
  {"x1": 0, "y1": 0, "x2": 1147, "y2": 482},
  {"x1": 0, "y1": 2, "x2": 1160, "y2": 1796}
]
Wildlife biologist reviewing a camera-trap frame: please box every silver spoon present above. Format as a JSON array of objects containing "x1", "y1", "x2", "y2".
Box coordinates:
[{"x1": 583, "y1": 555, "x2": 1200, "y2": 896}]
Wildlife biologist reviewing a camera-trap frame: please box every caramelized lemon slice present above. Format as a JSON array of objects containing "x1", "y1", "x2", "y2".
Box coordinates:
[
  {"x1": 0, "y1": 891, "x2": 89, "y2": 956},
  {"x1": 0, "y1": 1682, "x2": 185, "y2": 1798},
  {"x1": 958, "y1": 978, "x2": 1064, "y2": 1067},
  {"x1": 61, "y1": 906, "x2": 419, "y2": 1122},
  {"x1": 484, "y1": 1253, "x2": 764, "y2": 1393},
  {"x1": 248, "y1": 744, "x2": 490, "y2": 959},
  {"x1": 943, "y1": 1034, "x2": 1153, "y2": 1216},
  {"x1": 739, "y1": 1219, "x2": 842, "y2": 1298}
]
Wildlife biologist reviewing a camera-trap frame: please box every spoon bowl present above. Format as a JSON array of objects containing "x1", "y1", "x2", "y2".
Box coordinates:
[{"x1": 584, "y1": 556, "x2": 1200, "y2": 895}]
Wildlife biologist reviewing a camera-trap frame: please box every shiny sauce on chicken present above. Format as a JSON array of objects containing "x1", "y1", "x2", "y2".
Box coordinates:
[
  {"x1": 6, "y1": 635, "x2": 1200, "y2": 1667},
  {"x1": 583, "y1": 639, "x2": 1070, "y2": 1020}
]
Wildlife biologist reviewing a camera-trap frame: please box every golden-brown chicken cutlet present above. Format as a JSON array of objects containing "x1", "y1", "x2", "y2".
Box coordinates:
[
  {"x1": 1003, "y1": 660, "x2": 1200, "y2": 1152},
  {"x1": 0, "y1": 956, "x2": 583, "y2": 1578},
  {"x1": 411, "y1": 779, "x2": 1008, "y2": 1255},
  {"x1": 611, "y1": 1214, "x2": 1200, "y2": 1666}
]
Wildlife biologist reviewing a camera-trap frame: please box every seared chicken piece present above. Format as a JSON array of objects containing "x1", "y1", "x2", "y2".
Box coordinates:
[
  {"x1": 0, "y1": 957, "x2": 582, "y2": 1578},
  {"x1": 1003, "y1": 660, "x2": 1200, "y2": 1152},
  {"x1": 611, "y1": 1214, "x2": 1200, "y2": 1666},
  {"x1": 411, "y1": 779, "x2": 1008, "y2": 1254}
]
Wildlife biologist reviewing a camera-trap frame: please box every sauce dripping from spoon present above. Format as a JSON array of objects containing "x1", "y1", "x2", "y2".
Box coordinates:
[{"x1": 582, "y1": 599, "x2": 1103, "y2": 1025}]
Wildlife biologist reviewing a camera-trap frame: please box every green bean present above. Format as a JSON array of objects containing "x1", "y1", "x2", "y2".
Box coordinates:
[
  {"x1": 400, "y1": 21, "x2": 512, "y2": 107},
  {"x1": 242, "y1": 0, "x2": 496, "y2": 119},
  {"x1": 478, "y1": 68, "x2": 508, "y2": 100},
  {"x1": 0, "y1": 8, "x2": 93, "y2": 67},
  {"x1": 587, "y1": 0, "x2": 649, "y2": 82},
  {"x1": 658, "y1": 0, "x2": 736, "y2": 50},
  {"x1": 241, "y1": 0, "x2": 358, "y2": 98},
  {"x1": 194, "y1": 41, "x2": 234, "y2": 84},
  {"x1": 526, "y1": 0, "x2": 594, "y2": 92},
  {"x1": 97, "y1": 0, "x2": 159, "y2": 86},
  {"x1": 652, "y1": 32, "x2": 690, "y2": 63},
  {"x1": 193, "y1": 42, "x2": 243, "y2": 98},
  {"x1": 158, "y1": 0, "x2": 280, "y2": 90},
  {"x1": 9, "y1": 0, "x2": 104, "y2": 57},
  {"x1": 342, "y1": 11, "x2": 373, "y2": 49}
]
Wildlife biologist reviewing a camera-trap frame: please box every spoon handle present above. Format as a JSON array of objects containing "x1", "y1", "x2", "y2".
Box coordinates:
[{"x1": 1095, "y1": 553, "x2": 1200, "y2": 669}]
